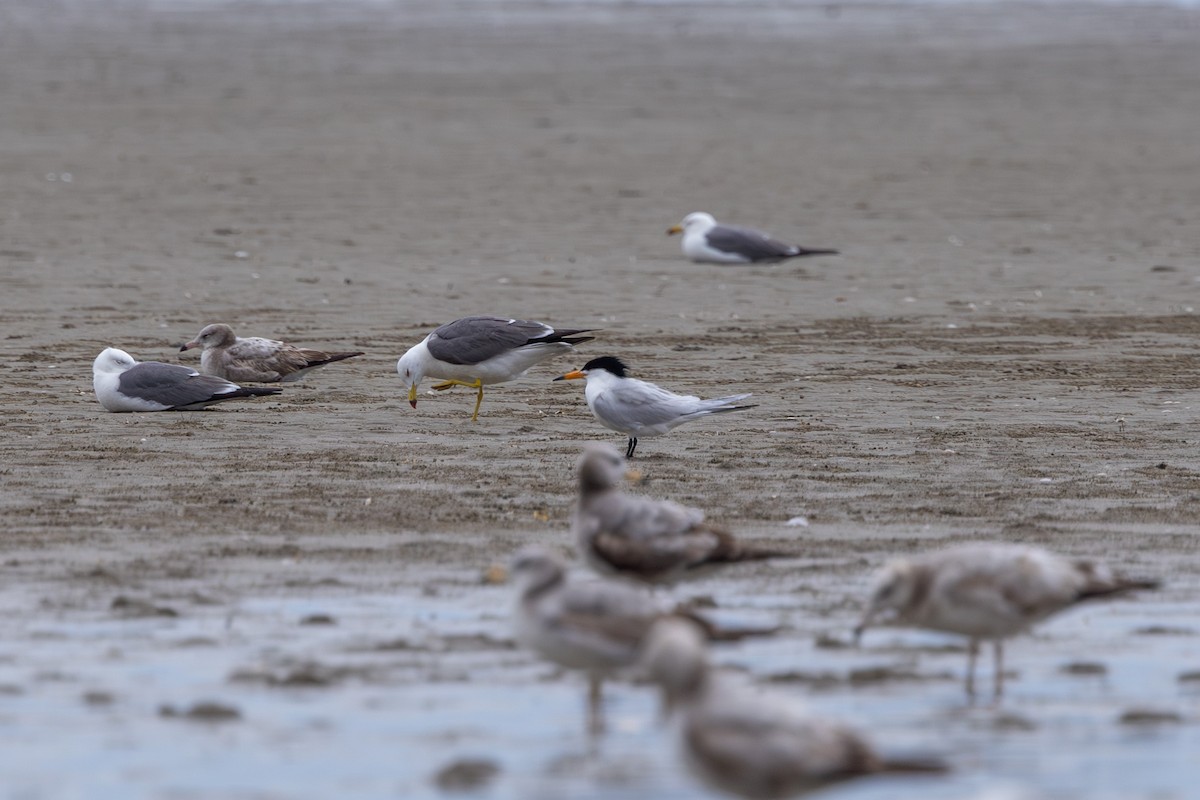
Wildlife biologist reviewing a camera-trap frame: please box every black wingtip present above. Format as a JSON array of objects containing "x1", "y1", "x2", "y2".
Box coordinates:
[{"x1": 792, "y1": 248, "x2": 839, "y2": 258}]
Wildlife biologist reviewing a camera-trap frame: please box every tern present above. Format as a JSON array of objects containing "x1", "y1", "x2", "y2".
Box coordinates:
[{"x1": 554, "y1": 356, "x2": 754, "y2": 458}]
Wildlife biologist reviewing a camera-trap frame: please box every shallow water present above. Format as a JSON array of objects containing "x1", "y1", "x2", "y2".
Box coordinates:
[{"x1": 1, "y1": 562, "x2": 1195, "y2": 800}]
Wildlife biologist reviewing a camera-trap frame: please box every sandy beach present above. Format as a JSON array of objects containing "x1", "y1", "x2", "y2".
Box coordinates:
[{"x1": 0, "y1": 1, "x2": 1198, "y2": 797}]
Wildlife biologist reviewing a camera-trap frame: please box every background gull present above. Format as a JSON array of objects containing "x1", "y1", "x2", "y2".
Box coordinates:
[
  {"x1": 667, "y1": 211, "x2": 838, "y2": 264},
  {"x1": 854, "y1": 542, "x2": 1160, "y2": 700},
  {"x1": 180, "y1": 323, "x2": 363, "y2": 383},
  {"x1": 554, "y1": 356, "x2": 754, "y2": 458},
  {"x1": 571, "y1": 443, "x2": 786, "y2": 584},
  {"x1": 643, "y1": 618, "x2": 946, "y2": 799},
  {"x1": 397, "y1": 315, "x2": 593, "y2": 421},
  {"x1": 92, "y1": 347, "x2": 281, "y2": 412}
]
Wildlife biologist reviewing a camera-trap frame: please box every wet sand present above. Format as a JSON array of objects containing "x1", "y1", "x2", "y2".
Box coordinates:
[{"x1": 0, "y1": 1, "x2": 1198, "y2": 797}]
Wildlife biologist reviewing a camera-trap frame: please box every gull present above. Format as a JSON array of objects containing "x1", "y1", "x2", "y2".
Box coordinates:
[
  {"x1": 643, "y1": 618, "x2": 945, "y2": 799},
  {"x1": 92, "y1": 347, "x2": 281, "y2": 412},
  {"x1": 854, "y1": 543, "x2": 1160, "y2": 700},
  {"x1": 554, "y1": 356, "x2": 754, "y2": 458},
  {"x1": 509, "y1": 545, "x2": 677, "y2": 735},
  {"x1": 397, "y1": 316, "x2": 593, "y2": 421},
  {"x1": 180, "y1": 323, "x2": 363, "y2": 383},
  {"x1": 571, "y1": 443, "x2": 784, "y2": 584},
  {"x1": 667, "y1": 212, "x2": 838, "y2": 264}
]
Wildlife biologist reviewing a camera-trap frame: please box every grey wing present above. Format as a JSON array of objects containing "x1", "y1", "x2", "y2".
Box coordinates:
[
  {"x1": 706, "y1": 224, "x2": 797, "y2": 261},
  {"x1": 610, "y1": 493, "x2": 708, "y2": 540},
  {"x1": 591, "y1": 380, "x2": 698, "y2": 430},
  {"x1": 427, "y1": 316, "x2": 553, "y2": 366},
  {"x1": 119, "y1": 362, "x2": 240, "y2": 407}
]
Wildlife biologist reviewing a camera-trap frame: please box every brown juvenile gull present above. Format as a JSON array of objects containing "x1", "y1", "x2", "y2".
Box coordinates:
[
  {"x1": 509, "y1": 545, "x2": 677, "y2": 735},
  {"x1": 180, "y1": 323, "x2": 363, "y2": 383},
  {"x1": 572, "y1": 443, "x2": 785, "y2": 584},
  {"x1": 92, "y1": 347, "x2": 280, "y2": 412},
  {"x1": 854, "y1": 543, "x2": 1160, "y2": 700},
  {"x1": 643, "y1": 618, "x2": 945, "y2": 799},
  {"x1": 397, "y1": 315, "x2": 593, "y2": 421},
  {"x1": 667, "y1": 212, "x2": 838, "y2": 264},
  {"x1": 554, "y1": 356, "x2": 755, "y2": 458}
]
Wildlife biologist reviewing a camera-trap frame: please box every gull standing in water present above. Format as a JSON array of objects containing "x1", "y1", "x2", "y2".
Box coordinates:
[
  {"x1": 93, "y1": 347, "x2": 281, "y2": 412},
  {"x1": 554, "y1": 356, "x2": 754, "y2": 458},
  {"x1": 181, "y1": 323, "x2": 363, "y2": 383},
  {"x1": 667, "y1": 212, "x2": 838, "y2": 264},
  {"x1": 509, "y1": 545, "x2": 677, "y2": 735},
  {"x1": 397, "y1": 316, "x2": 593, "y2": 421},
  {"x1": 643, "y1": 618, "x2": 945, "y2": 799},
  {"x1": 572, "y1": 443, "x2": 784, "y2": 584},
  {"x1": 855, "y1": 543, "x2": 1159, "y2": 700}
]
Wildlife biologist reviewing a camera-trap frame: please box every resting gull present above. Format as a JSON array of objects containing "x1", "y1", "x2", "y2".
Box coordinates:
[
  {"x1": 854, "y1": 543, "x2": 1160, "y2": 699},
  {"x1": 667, "y1": 212, "x2": 838, "y2": 264},
  {"x1": 643, "y1": 618, "x2": 945, "y2": 799},
  {"x1": 181, "y1": 323, "x2": 363, "y2": 383},
  {"x1": 92, "y1": 347, "x2": 281, "y2": 412},
  {"x1": 397, "y1": 315, "x2": 593, "y2": 421},
  {"x1": 554, "y1": 356, "x2": 754, "y2": 458},
  {"x1": 571, "y1": 442, "x2": 785, "y2": 584}
]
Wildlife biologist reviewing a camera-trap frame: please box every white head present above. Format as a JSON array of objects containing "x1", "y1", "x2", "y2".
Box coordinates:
[
  {"x1": 576, "y1": 442, "x2": 628, "y2": 494},
  {"x1": 854, "y1": 559, "x2": 919, "y2": 640},
  {"x1": 641, "y1": 617, "x2": 710, "y2": 705},
  {"x1": 396, "y1": 344, "x2": 427, "y2": 408},
  {"x1": 667, "y1": 212, "x2": 718, "y2": 237},
  {"x1": 509, "y1": 545, "x2": 566, "y2": 596},
  {"x1": 180, "y1": 323, "x2": 236, "y2": 352},
  {"x1": 93, "y1": 347, "x2": 138, "y2": 376}
]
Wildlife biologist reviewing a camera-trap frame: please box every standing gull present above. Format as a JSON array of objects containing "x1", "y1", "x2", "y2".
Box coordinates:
[
  {"x1": 667, "y1": 212, "x2": 838, "y2": 264},
  {"x1": 180, "y1": 323, "x2": 363, "y2": 383},
  {"x1": 571, "y1": 443, "x2": 784, "y2": 584},
  {"x1": 854, "y1": 543, "x2": 1159, "y2": 699},
  {"x1": 92, "y1": 347, "x2": 281, "y2": 412},
  {"x1": 643, "y1": 618, "x2": 945, "y2": 799},
  {"x1": 509, "y1": 545, "x2": 676, "y2": 735},
  {"x1": 554, "y1": 356, "x2": 754, "y2": 458},
  {"x1": 397, "y1": 316, "x2": 593, "y2": 421}
]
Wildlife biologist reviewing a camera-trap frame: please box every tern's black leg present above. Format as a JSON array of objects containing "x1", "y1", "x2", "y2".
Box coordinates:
[{"x1": 625, "y1": 437, "x2": 638, "y2": 459}]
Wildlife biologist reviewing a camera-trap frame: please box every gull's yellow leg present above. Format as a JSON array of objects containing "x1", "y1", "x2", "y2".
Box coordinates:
[
  {"x1": 432, "y1": 380, "x2": 470, "y2": 392},
  {"x1": 470, "y1": 381, "x2": 485, "y2": 422}
]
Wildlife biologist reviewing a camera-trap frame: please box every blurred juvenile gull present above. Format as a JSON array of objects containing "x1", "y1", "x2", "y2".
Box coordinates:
[
  {"x1": 643, "y1": 618, "x2": 945, "y2": 799},
  {"x1": 855, "y1": 543, "x2": 1159, "y2": 699},
  {"x1": 554, "y1": 356, "x2": 754, "y2": 457},
  {"x1": 92, "y1": 347, "x2": 281, "y2": 412},
  {"x1": 667, "y1": 212, "x2": 838, "y2": 264},
  {"x1": 572, "y1": 443, "x2": 785, "y2": 584},
  {"x1": 397, "y1": 315, "x2": 593, "y2": 421},
  {"x1": 181, "y1": 323, "x2": 363, "y2": 383},
  {"x1": 509, "y1": 545, "x2": 676, "y2": 734}
]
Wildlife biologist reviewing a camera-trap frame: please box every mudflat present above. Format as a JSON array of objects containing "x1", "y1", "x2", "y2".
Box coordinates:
[{"x1": 0, "y1": 2, "x2": 1197, "y2": 798}]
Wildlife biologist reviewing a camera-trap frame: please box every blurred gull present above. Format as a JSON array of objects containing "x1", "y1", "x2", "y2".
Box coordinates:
[
  {"x1": 398, "y1": 316, "x2": 593, "y2": 421},
  {"x1": 554, "y1": 356, "x2": 754, "y2": 458},
  {"x1": 181, "y1": 323, "x2": 363, "y2": 383},
  {"x1": 643, "y1": 618, "x2": 945, "y2": 799},
  {"x1": 92, "y1": 347, "x2": 280, "y2": 412},
  {"x1": 509, "y1": 545, "x2": 676, "y2": 735},
  {"x1": 667, "y1": 212, "x2": 838, "y2": 264},
  {"x1": 572, "y1": 443, "x2": 785, "y2": 584},
  {"x1": 855, "y1": 543, "x2": 1159, "y2": 699}
]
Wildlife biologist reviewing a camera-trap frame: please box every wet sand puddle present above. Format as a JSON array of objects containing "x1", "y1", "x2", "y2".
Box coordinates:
[{"x1": 0, "y1": 557, "x2": 1194, "y2": 800}]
